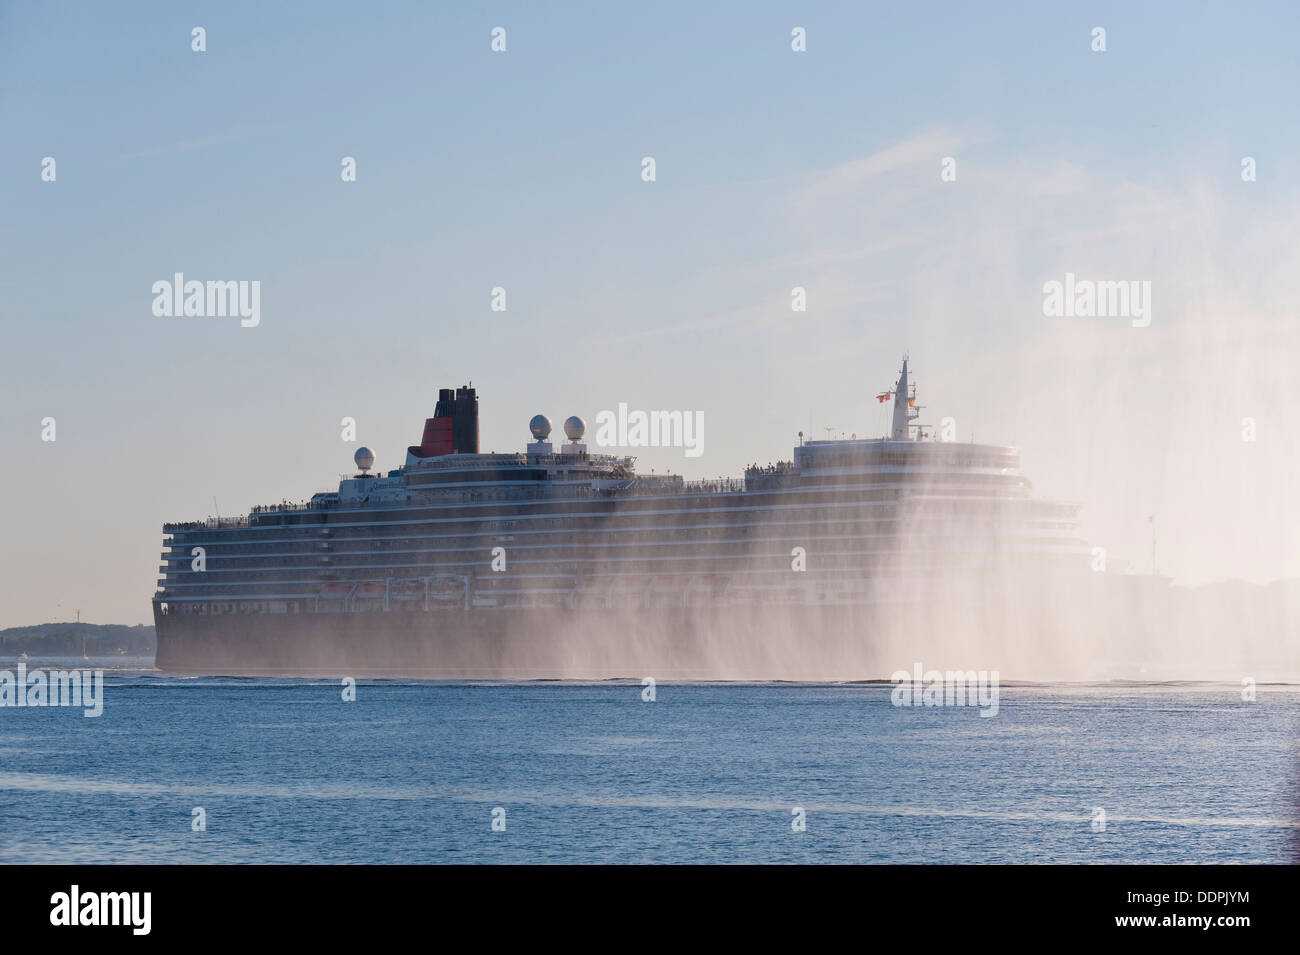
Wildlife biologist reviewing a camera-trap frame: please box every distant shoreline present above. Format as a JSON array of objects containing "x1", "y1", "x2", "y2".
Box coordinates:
[{"x1": 0, "y1": 622, "x2": 155, "y2": 656}]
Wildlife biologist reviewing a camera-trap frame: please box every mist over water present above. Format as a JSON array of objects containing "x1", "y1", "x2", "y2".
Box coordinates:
[{"x1": 158, "y1": 568, "x2": 1300, "y2": 684}]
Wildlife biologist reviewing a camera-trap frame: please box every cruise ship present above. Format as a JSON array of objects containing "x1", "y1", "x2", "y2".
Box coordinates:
[{"x1": 153, "y1": 360, "x2": 1097, "y2": 677}]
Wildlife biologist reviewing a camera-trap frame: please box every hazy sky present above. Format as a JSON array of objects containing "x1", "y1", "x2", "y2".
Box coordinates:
[{"x1": 2, "y1": 1, "x2": 1299, "y2": 626}]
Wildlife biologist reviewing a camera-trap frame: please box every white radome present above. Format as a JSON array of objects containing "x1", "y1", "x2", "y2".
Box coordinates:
[
  {"x1": 529, "y1": 414, "x2": 552, "y2": 440},
  {"x1": 354, "y1": 447, "x2": 375, "y2": 472},
  {"x1": 563, "y1": 415, "x2": 586, "y2": 441}
]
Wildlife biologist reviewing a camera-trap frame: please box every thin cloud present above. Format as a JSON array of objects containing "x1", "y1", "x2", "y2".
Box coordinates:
[
  {"x1": 797, "y1": 128, "x2": 968, "y2": 205},
  {"x1": 118, "y1": 126, "x2": 269, "y2": 161}
]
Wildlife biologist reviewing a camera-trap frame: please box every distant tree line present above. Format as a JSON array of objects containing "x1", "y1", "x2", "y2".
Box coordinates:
[{"x1": 0, "y1": 623, "x2": 155, "y2": 655}]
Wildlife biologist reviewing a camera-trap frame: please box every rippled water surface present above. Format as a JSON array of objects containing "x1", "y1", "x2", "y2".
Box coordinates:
[{"x1": 2, "y1": 659, "x2": 1296, "y2": 863}]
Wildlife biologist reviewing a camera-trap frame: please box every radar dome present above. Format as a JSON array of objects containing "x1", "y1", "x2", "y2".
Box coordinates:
[
  {"x1": 563, "y1": 415, "x2": 586, "y2": 441},
  {"x1": 354, "y1": 447, "x2": 375, "y2": 472},
  {"x1": 529, "y1": 414, "x2": 552, "y2": 440}
]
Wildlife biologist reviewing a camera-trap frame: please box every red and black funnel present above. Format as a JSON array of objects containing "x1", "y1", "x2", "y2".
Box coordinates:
[{"x1": 408, "y1": 385, "x2": 479, "y2": 458}]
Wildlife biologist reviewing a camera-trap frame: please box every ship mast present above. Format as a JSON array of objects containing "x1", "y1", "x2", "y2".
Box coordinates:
[{"x1": 890, "y1": 357, "x2": 919, "y2": 440}]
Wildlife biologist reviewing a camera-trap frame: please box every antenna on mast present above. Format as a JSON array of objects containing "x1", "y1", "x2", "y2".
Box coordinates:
[{"x1": 890, "y1": 357, "x2": 921, "y2": 440}]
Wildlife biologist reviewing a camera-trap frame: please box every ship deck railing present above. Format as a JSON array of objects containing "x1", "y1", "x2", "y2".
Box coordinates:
[
  {"x1": 612, "y1": 478, "x2": 747, "y2": 496},
  {"x1": 163, "y1": 516, "x2": 252, "y2": 531}
]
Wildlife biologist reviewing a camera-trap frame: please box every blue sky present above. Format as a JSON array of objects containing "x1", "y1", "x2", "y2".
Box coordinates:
[{"x1": 2, "y1": 1, "x2": 1299, "y2": 625}]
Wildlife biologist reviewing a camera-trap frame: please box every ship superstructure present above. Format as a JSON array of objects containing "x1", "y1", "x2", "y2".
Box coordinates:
[{"x1": 152, "y1": 360, "x2": 1091, "y2": 676}]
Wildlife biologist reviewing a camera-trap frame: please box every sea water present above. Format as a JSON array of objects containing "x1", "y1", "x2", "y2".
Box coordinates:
[{"x1": 0, "y1": 658, "x2": 1295, "y2": 864}]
